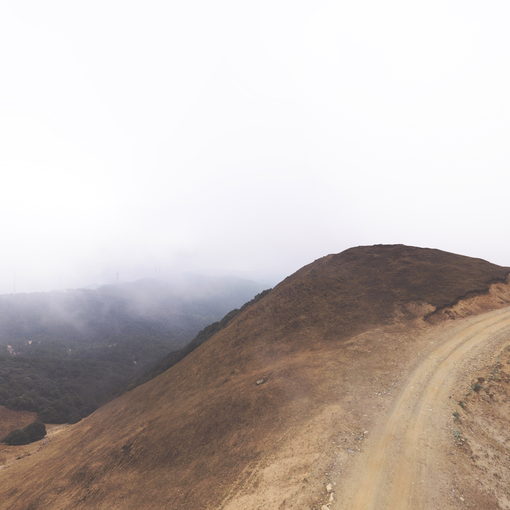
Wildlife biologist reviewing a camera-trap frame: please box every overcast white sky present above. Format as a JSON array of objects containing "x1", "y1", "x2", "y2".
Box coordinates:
[{"x1": 1, "y1": 0, "x2": 509, "y2": 293}]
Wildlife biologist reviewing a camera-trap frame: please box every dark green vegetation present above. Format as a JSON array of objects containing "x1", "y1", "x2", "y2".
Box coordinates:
[
  {"x1": 0, "y1": 276, "x2": 263, "y2": 423},
  {"x1": 0, "y1": 356, "x2": 136, "y2": 423},
  {"x1": 3, "y1": 420, "x2": 46, "y2": 445}
]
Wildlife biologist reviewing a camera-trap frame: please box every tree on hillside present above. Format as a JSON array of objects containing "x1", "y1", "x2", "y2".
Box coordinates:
[{"x1": 3, "y1": 420, "x2": 46, "y2": 445}]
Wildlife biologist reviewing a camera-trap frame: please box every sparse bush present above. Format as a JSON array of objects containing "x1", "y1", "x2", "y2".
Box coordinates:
[
  {"x1": 472, "y1": 382, "x2": 483, "y2": 393},
  {"x1": 452, "y1": 429, "x2": 465, "y2": 444}
]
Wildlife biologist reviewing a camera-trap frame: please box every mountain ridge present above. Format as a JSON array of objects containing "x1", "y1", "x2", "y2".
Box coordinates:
[{"x1": 0, "y1": 244, "x2": 509, "y2": 509}]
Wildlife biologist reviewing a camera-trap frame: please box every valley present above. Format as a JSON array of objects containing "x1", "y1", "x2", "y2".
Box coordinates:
[{"x1": 0, "y1": 275, "x2": 263, "y2": 423}]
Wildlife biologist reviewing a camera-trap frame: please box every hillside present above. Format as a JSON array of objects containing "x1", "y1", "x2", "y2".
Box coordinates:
[
  {"x1": 0, "y1": 245, "x2": 509, "y2": 509},
  {"x1": 0, "y1": 275, "x2": 262, "y2": 423},
  {"x1": 0, "y1": 406, "x2": 36, "y2": 442}
]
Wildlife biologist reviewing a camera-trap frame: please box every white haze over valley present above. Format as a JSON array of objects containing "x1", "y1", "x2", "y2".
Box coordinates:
[{"x1": 1, "y1": 0, "x2": 510, "y2": 293}]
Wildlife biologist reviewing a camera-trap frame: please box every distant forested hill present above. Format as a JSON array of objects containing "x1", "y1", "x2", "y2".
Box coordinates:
[{"x1": 0, "y1": 275, "x2": 263, "y2": 423}]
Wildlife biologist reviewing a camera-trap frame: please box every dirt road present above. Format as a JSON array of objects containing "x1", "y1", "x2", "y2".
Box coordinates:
[{"x1": 339, "y1": 306, "x2": 510, "y2": 510}]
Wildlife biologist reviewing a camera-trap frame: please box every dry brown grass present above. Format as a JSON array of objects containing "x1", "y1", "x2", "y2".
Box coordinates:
[
  {"x1": 0, "y1": 244, "x2": 508, "y2": 509},
  {"x1": 0, "y1": 406, "x2": 36, "y2": 441}
]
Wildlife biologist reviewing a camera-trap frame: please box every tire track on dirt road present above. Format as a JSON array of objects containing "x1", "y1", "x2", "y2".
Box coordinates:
[{"x1": 341, "y1": 307, "x2": 510, "y2": 510}]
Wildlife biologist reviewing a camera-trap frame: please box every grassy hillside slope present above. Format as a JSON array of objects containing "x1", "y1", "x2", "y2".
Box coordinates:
[
  {"x1": 0, "y1": 406, "x2": 36, "y2": 441},
  {"x1": 0, "y1": 245, "x2": 508, "y2": 509}
]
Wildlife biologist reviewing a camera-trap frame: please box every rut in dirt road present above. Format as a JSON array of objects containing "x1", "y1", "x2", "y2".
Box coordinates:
[{"x1": 341, "y1": 307, "x2": 510, "y2": 510}]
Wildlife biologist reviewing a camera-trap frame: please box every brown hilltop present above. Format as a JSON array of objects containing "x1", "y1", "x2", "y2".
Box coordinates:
[{"x1": 0, "y1": 244, "x2": 509, "y2": 509}]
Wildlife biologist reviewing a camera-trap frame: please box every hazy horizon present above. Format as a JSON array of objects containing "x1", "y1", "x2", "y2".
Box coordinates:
[{"x1": 2, "y1": 1, "x2": 510, "y2": 293}]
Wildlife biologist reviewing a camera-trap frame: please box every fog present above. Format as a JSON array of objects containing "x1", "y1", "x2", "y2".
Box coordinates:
[{"x1": 1, "y1": 1, "x2": 510, "y2": 293}]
